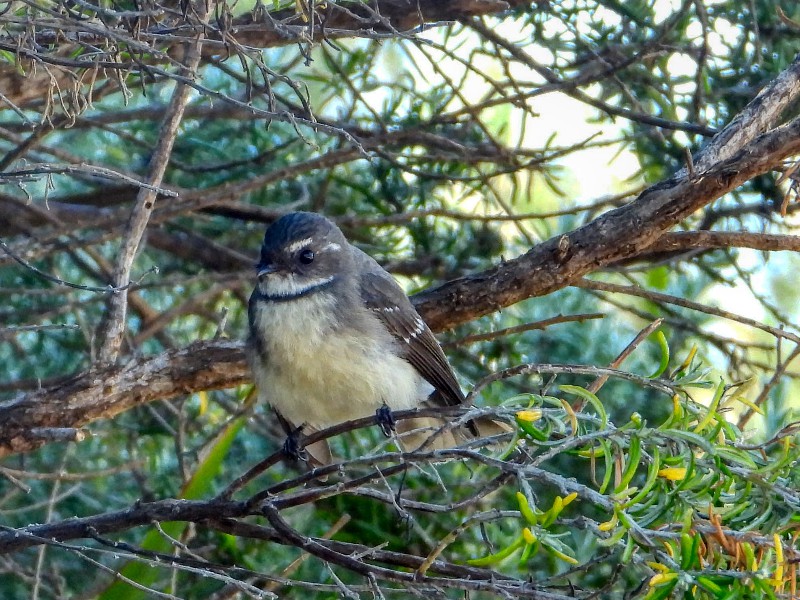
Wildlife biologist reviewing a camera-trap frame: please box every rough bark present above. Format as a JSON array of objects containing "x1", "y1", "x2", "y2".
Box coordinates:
[
  {"x1": 414, "y1": 117, "x2": 800, "y2": 330},
  {"x1": 0, "y1": 341, "x2": 248, "y2": 457}
]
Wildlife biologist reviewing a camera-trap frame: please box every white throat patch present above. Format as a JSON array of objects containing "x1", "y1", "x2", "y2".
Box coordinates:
[{"x1": 260, "y1": 272, "x2": 335, "y2": 300}]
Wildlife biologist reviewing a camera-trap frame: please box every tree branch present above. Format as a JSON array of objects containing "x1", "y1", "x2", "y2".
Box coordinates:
[
  {"x1": 5, "y1": 118, "x2": 800, "y2": 455},
  {"x1": 641, "y1": 230, "x2": 800, "y2": 254},
  {"x1": 416, "y1": 119, "x2": 800, "y2": 329},
  {"x1": 0, "y1": 341, "x2": 248, "y2": 457},
  {"x1": 413, "y1": 45, "x2": 800, "y2": 330},
  {"x1": 0, "y1": 1, "x2": 541, "y2": 109},
  {"x1": 97, "y1": 1, "x2": 209, "y2": 364}
]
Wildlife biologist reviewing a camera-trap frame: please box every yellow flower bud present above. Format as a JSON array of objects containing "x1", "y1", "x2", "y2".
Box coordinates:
[
  {"x1": 516, "y1": 410, "x2": 542, "y2": 422},
  {"x1": 658, "y1": 467, "x2": 687, "y2": 481},
  {"x1": 522, "y1": 528, "x2": 537, "y2": 544}
]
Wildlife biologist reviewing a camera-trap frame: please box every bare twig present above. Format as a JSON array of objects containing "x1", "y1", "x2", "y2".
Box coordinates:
[
  {"x1": 574, "y1": 279, "x2": 800, "y2": 345},
  {"x1": 443, "y1": 313, "x2": 605, "y2": 348},
  {"x1": 585, "y1": 319, "x2": 663, "y2": 394},
  {"x1": 97, "y1": 3, "x2": 209, "y2": 364}
]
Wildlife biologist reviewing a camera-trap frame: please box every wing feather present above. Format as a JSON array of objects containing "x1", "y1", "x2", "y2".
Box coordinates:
[{"x1": 355, "y1": 250, "x2": 465, "y2": 406}]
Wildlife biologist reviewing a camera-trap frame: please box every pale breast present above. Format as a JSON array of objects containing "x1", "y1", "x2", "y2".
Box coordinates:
[{"x1": 250, "y1": 293, "x2": 431, "y2": 429}]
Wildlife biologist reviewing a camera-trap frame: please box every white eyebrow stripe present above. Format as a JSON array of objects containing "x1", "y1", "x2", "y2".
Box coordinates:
[
  {"x1": 286, "y1": 238, "x2": 314, "y2": 254},
  {"x1": 322, "y1": 242, "x2": 341, "y2": 252}
]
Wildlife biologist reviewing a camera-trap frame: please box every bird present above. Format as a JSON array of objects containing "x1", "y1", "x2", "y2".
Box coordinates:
[{"x1": 247, "y1": 211, "x2": 505, "y2": 465}]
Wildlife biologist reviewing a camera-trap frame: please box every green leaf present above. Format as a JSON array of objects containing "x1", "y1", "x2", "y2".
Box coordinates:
[
  {"x1": 679, "y1": 532, "x2": 700, "y2": 570},
  {"x1": 693, "y1": 379, "x2": 725, "y2": 434},
  {"x1": 98, "y1": 414, "x2": 247, "y2": 600},
  {"x1": 660, "y1": 428, "x2": 715, "y2": 456},
  {"x1": 598, "y1": 439, "x2": 615, "y2": 495},
  {"x1": 467, "y1": 534, "x2": 525, "y2": 566},
  {"x1": 516, "y1": 417, "x2": 549, "y2": 442},
  {"x1": 647, "y1": 331, "x2": 670, "y2": 379},
  {"x1": 516, "y1": 491, "x2": 539, "y2": 526},
  {"x1": 713, "y1": 445, "x2": 758, "y2": 469},
  {"x1": 624, "y1": 446, "x2": 661, "y2": 507},
  {"x1": 615, "y1": 434, "x2": 641, "y2": 494},
  {"x1": 560, "y1": 385, "x2": 608, "y2": 429}
]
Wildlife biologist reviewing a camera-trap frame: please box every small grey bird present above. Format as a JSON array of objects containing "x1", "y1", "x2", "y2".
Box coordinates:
[{"x1": 247, "y1": 211, "x2": 497, "y2": 465}]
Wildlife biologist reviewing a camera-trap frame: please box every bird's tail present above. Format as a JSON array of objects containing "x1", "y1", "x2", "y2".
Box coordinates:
[{"x1": 395, "y1": 414, "x2": 512, "y2": 454}]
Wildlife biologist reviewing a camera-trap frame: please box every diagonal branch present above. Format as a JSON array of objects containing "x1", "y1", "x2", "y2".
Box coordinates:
[
  {"x1": 414, "y1": 53, "x2": 800, "y2": 330},
  {"x1": 96, "y1": 3, "x2": 209, "y2": 364},
  {"x1": 0, "y1": 341, "x2": 248, "y2": 457},
  {"x1": 3, "y1": 113, "x2": 800, "y2": 455},
  {"x1": 415, "y1": 117, "x2": 800, "y2": 330}
]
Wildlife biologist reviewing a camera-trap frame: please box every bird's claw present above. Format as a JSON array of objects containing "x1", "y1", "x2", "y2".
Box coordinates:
[
  {"x1": 375, "y1": 404, "x2": 396, "y2": 437},
  {"x1": 283, "y1": 427, "x2": 308, "y2": 461}
]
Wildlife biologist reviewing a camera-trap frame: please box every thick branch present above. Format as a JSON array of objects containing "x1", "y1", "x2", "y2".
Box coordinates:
[
  {"x1": 0, "y1": 341, "x2": 248, "y2": 457},
  {"x1": 416, "y1": 120, "x2": 800, "y2": 329},
  {"x1": 644, "y1": 231, "x2": 800, "y2": 254},
  {"x1": 413, "y1": 49, "x2": 800, "y2": 329},
  {"x1": 0, "y1": 497, "x2": 248, "y2": 555}
]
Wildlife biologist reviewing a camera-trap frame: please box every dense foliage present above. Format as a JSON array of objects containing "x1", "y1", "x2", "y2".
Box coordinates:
[{"x1": 0, "y1": 0, "x2": 798, "y2": 598}]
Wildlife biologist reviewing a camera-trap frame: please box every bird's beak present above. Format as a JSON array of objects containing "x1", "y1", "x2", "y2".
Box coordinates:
[{"x1": 256, "y1": 263, "x2": 278, "y2": 279}]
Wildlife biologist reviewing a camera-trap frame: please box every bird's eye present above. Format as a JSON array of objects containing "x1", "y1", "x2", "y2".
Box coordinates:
[{"x1": 298, "y1": 248, "x2": 315, "y2": 264}]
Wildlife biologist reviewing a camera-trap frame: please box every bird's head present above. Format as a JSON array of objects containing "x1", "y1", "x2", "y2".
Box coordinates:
[{"x1": 255, "y1": 212, "x2": 350, "y2": 300}]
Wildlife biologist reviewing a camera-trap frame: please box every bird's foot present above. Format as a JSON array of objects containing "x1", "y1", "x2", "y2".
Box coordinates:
[
  {"x1": 375, "y1": 404, "x2": 396, "y2": 437},
  {"x1": 283, "y1": 426, "x2": 308, "y2": 462}
]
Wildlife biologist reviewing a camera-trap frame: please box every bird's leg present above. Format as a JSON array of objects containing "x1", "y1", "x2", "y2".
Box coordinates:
[
  {"x1": 375, "y1": 403, "x2": 396, "y2": 437},
  {"x1": 283, "y1": 425, "x2": 309, "y2": 461}
]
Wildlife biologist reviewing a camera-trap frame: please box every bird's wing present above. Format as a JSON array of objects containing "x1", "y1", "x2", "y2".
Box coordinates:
[{"x1": 355, "y1": 249, "x2": 465, "y2": 406}]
